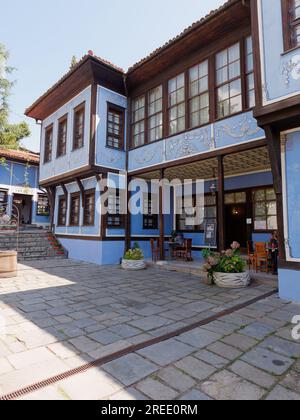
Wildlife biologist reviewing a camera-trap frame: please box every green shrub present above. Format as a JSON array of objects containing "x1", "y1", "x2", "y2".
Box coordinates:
[{"x1": 124, "y1": 246, "x2": 144, "y2": 261}]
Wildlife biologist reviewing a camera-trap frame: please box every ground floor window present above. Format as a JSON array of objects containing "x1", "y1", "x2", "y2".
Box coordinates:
[
  {"x1": 58, "y1": 196, "x2": 67, "y2": 226},
  {"x1": 0, "y1": 189, "x2": 8, "y2": 205},
  {"x1": 37, "y1": 194, "x2": 50, "y2": 216},
  {"x1": 107, "y1": 190, "x2": 124, "y2": 228},
  {"x1": 176, "y1": 194, "x2": 217, "y2": 232},
  {"x1": 253, "y1": 188, "x2": 277, "y2": 231},
  {"x1": 143, "y1": 193, "x2": 158, "y2": 229},
  {"x1": 83, "y1": 189, "x2": 95, "y2": 226},
  {"x1": 70, "y1": 193, "x2": 80, "y2": 226}
]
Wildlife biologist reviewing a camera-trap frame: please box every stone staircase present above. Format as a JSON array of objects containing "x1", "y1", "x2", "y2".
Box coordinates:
[{"x1": 0, "y1": 229, "x2": 67, "y2": 261}]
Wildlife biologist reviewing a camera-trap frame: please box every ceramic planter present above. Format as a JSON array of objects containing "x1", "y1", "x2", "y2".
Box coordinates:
[
  {"x1": 121, "y1": 259, "x2": 146, "y2": 271},
  {"x1": 213, "y1": 271, "x2": 251, "y2": 289},
  {"x1": 0, "y1": 251, "x2": 18, "y2": 278}
]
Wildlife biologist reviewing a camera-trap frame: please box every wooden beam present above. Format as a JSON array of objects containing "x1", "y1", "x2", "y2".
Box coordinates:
[
  {"x1": 125, "y1": 175, "x2": 131, "y2": 252},
  {"x1": 76, "y1": 178, "x2": 85, "y2": 209},
  {"x1": 159, "y1": 168, "x2": 165, "y2": 260},
  {"x1": 217, "y1": 155, "x2": 225, "y2": 252},
  {"x1": 46, "y1": 186, "x2": 55, "y2": 230}
]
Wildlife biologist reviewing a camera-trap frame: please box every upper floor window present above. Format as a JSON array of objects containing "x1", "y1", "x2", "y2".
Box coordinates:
[
  {"x1": 245, "y1": 37, "x2": 255, "y2": 109},
  {"x1": 132, "y1": 96, "x2": 145, "y2": 148},
  {"x1": 107, "y1": 104, "x2": 125, "y2": 150},
  {"x1": 70, "y1": 192, "x2": 80, "y2": 226},
  {"x1": 57, "y1": 196, "x2": 67, "y2": 226},
  {"x1": 168, "y1": 73, "x2": 185, "y2": 136},
  {"x1": 83, "y1": 189, "x2": 95, "y2": 226},
  {"x1": 189, "y1": 60, "x2": 209, "y2": 128},
  {"x1": 216, "y1": 43, "x2": 242, "y2": 119},
  {"x1": 44, "y1": 125, "x2": 53, "y2": 163},
  {"x1": 57, "y1": 115, "x2": 68, "y2": 158},
  {"x1": 37, "y1": 194, "x2": 50, "y2": 217},
  {"x1": 283, "y1": 0, "x2": 300, "y2": 50},
  {"x1": 148, "y1": 86, "x2": 163, "y2": 142},
  {"x1": 73, "y1": 103, "x2": 85, "y2": 150}
]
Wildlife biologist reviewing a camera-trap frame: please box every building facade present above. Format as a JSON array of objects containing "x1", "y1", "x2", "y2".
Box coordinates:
[
  {"x1": 0, "y1": 149, "x2": 50, "y2": 226},
  {"x1": 25, "y1": 0, "x2": 300, "y2": 301}
]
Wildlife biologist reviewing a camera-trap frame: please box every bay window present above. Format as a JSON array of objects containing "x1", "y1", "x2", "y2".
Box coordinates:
[
  {"x1": 168, "y1": 73, "x2": 185, "y2": 136},
  {"x1": 189, "y1": 60, "x2": 210, "y2": 128}
]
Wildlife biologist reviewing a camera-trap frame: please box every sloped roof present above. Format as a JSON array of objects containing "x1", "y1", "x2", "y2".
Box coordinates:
[{"x1": 0, "y1": 148, "x2": 40, "y2": 165}]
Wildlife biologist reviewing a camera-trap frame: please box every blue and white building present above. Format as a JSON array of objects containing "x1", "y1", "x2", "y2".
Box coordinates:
[{"x1": 25, "y1": 0, "x2": 300, "y2": 301}]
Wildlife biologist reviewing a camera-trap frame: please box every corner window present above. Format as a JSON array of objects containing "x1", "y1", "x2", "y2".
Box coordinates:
[
  {"x1": 58, "y1": 196, "x2": 67, "y2": 226},
  {"x1": 57, "y1": 115, "x2": 68, "y2": 157},
  {"x1": 283, "y1": 0, "x2": 300, "y2": 50},
  {"x1": 216, "y1": 43, "x2": 242, "y2": 119},
  {"x1": 73, "y1": 103, "x2": 85, "y2": 150},
  {"x1": 83, "y1": 189, "x2": 95, "y2": 226},
  {"x1": 37, "y1": 194, "x2": 50, "y2": 217},
  {"x1": 44, "y1": 125, "x2": 53, "y2": 163},
  {"x1": 107, "y1": 104, "x2": 125, "y2": 150},
  {"x1": 148, "y1": 86, "x2": 163, "y2": 142},
  {"x1": 132, "y1": 96, "x2": 145, "y2": 148},
  {"x1": 69, "y1": 193, "x2": 80, "y2": 226},
  {"x1": 253, "y1": 188, "x2": 277, "y2": 231},
  {"x1": 168, "y1": 73, "x2": 185, "y2": 136},
  {"x1": 189, "y1": 60, "x2": 210, "y2": 128}
]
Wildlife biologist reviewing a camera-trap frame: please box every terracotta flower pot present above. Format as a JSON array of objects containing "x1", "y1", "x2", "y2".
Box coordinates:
[{"x1": 0, "y1": 251, "x2": 18, "y2": 278}]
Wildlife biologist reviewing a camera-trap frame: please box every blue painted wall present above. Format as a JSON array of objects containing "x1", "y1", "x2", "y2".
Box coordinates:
[{"x1": 279, "y1": 269, "x2": 300, "y2": 302}]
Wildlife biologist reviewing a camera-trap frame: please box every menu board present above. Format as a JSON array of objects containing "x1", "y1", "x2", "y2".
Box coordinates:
[{"x1": 204, "y1": 221, "x2": 217, "y2": 247}]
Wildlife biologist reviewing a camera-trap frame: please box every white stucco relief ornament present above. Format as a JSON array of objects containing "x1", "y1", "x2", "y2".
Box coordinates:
[
  {"x1": 167, "y1": 129, "x2": 213, "y2": 159},
  {"x1": 102, "y1": 150, "x2": 122, "y2": 164},
  {"x1": 216, "y1": 115, "x2": 260, "y2": 140},
  {"x1": 134, "y1": 145, "x2": 163, "y2": 165},
  {"x1": 282, "y1": 55, "x2": 300, "y2": 86}
]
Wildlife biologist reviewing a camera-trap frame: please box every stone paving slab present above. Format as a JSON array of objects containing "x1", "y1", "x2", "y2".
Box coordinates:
[{"x1": 0, "y1": 259, "x2": 299, "y2": 400}]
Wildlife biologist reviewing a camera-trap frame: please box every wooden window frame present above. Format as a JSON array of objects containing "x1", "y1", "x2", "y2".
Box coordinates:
[
  {"x1": 130, "y1": 35, "x2": 251, "y2": 151},
  {"x1": 131, "y1": 95, "x2": 146, "y2": 148},
  {"x1": 73, "y1": 102, "x2": 85, "y2": 151},
  {"x1": 106, "y1": 189, "x2": 125, "y2": 229},
  {"x1": 106, "y1": 103, "x2": 125, "y2": 150},
  {"x1": 57, "y1": 196, "x2": 67, "y2": 227},
  {"x1": 189, "y1": 60, "x2": 210, "y2": 129},
  {"x1": 252, "y1": 187, "x2": 278, "y2": 233},
  {"x1": 36, "y1": 194, "x2": 50, "y2": 217},
  {"x1": 83, "y1": 189, "x2": 96, "y2": 226},
  {"x1": 0, "y1": 189, "x2": 8, "y2": 207},
  {"x1": 57, "y1": 114, "x2": 68, "y2": 158},
  {"x1": 245, "y1": 36, "x2": 255, "y2": 110},
  {"x1": 176, "y1": 193, "x2": 217, "y2": 233},
  {"x1": 69, "y1": 192, "x2": 80, "y2": 226},
  {"x1": 44, "y1": 124, "x2": 53, "y2": 164},
  {"x1": 143, "y1": 192, "x2": 158, "y2": 230},
  {"x1": 148, "y1": 85, "x2": 163, "y2": 143},
  {"x1": 168, "y1": 73, "x2": 186, "y2": 137},
  {"x1": 282, "y1": 0, "x2": 300, "y2": 51}
]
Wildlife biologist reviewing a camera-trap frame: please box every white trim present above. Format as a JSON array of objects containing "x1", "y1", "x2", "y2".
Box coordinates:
[
  {"x1": 281, "y1": 129, "x2": 300, "y2": 262},
  {"x1": 257, "y1": 0, "x2": 300, "y2": 106},
  {"x1": 128, "y1": 137, "x2": 266, "y2": 173}
]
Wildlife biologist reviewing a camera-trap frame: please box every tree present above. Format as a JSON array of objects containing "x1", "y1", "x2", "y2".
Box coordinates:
[
  {"x1": 0, "y1": 43, "x2": 30, "y2": 149},
  {"x1": 70, "y1": 55, "x2": 78, "y2": 70}
]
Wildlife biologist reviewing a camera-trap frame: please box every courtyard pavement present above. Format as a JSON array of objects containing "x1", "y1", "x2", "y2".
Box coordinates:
[{"x1": 0, "y1": 259, "x2": 299, "y2": 400}]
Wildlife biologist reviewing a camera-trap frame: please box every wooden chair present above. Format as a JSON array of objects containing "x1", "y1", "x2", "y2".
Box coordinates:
[
  {"x1": 247, "y1": 240, "x2": 255, "y2": 270},
  {"x1": 254, "y1": 242, "x2": 269, "y2": 273},
  {"x1": 150, "y1": 238, "x2": 160, "y2": 262},
  {"x1": 175, "y1": 239, "x2": 193, "y2": 262}
]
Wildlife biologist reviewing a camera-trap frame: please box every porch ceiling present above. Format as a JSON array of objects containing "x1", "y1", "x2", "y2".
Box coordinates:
[{"x1": 136, "y1": 147, "x2": 271, "y2": 181}]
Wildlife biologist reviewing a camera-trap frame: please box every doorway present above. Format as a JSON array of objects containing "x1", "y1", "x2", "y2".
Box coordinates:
[
  {"x1": 225, "y1": 203, "x2": 247, "y2": 249},
  {"x1": 13, "y1": 194, "x2": 33, "y2": 225}
]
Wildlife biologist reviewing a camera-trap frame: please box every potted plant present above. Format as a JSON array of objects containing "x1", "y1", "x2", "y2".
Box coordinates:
[
  {"x1": 0, "y1": 213, "x2": 18, "y2": 278},
  {"x1": 202, "y1": 242, "x2": 250, "y2": 289},
  {"x1": 122, "y1": 242, "x2": 146, "y2": 271}
]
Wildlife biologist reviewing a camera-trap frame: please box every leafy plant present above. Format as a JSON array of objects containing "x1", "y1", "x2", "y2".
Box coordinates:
[
  {"x1": 202, "y1": 241, "x2": 246, "y2": 283},
  {"x1": 124, "y1": 247, "x2": 144, "y2": 261}
]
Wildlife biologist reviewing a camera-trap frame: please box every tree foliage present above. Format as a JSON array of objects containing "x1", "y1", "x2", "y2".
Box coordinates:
[
  {"x1": 0, "y1": 43, "x2": 30, "y2": 149},
  {"x1": 70, "y1": 55, "x2": 78, "y2": 70}
]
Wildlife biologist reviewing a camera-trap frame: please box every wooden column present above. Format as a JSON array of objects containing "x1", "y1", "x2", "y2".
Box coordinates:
[
  {"x1": 265, "y1": 125, "x2": 286, "y2": 261},
  {"x1": 159, "y1": 168, "x2": 165, "y2": 260},
  {"x1": 217, "y1": 156, "x2": 225, "y2": 252},
  {"x1": 46, "y1": 186, "x2": 56, "y2": 230},
  {"x1": 125, "y1": 175, "x2": 131, "y2": 252}
]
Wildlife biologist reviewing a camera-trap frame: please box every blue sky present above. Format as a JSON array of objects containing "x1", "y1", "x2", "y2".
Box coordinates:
[{"x1": 0, "y1": 0, "x2": 225, "y2": 152}]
